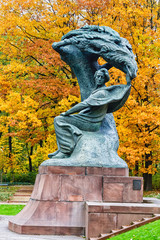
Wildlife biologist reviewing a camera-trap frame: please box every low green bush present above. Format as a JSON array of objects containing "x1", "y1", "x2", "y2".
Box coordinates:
[
  {"x1": 0, "y1": 186, "x2": 18, "y2": 201},
  {"x1": 2, "y1": 172, "x2": 37, "y2": 184},
  {"x1": 0, "y1": 186, "x2": 18, "y2": 192},
  {"x1": 152, "y1": 170, "x2": 160, "y2": 190},
  {"x1": 0, "y1": 192, "x2": 13, "y2": 201}
]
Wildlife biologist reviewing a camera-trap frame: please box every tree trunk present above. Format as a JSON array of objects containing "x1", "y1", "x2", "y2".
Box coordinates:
[
  {"x1": 143, "y1": 160, "x2": 152, "y2": 191},
  {"x1": 8, "y1": 126, "x2": 14, "y2": 181},
  {"x1": 26, "y1": 143, "x2": 33, "y2": 172},
  {"x1": 135, "y1": 161, "x2": 139, "y2": 176},
  {"x1": 39, "y1": 140, "x2": 43, "y2": 147},
  {"x1": 8, "y1": 126, "x2": 12, "y2": 158},
  {"x1": 29, "y1": 146, "x2": 33, "y2": 172},
  {"x1": 143, "y1": 173, "x2": 152, "y2": 191}
]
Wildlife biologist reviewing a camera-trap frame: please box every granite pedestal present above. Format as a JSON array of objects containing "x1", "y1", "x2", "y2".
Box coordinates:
[
  {"x1": 8, "y1": 166, "x2": 143, "y2": 236},
  {"x1": 86, "y1": 200, "x2": 160, "y2": 239}
]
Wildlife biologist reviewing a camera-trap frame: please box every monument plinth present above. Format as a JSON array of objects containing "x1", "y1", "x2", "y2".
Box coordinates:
[
  {"x1": 8, "y1": 165, "x2": 143, "y2": 236},
  {"x1": 8, "y1": 25, "x2": 148, "y2": 239}
]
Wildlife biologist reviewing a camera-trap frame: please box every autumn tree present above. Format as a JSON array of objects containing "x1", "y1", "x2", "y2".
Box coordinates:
[
  {"x1": 0, "y1": 0, "x2": 159, "y2": 190},
  {"x1": 76, "y1": 0, "x2": 160, "y2": 190},
  {"x1": 0, "y1": 0, "x2": 80, "y2": 174}
]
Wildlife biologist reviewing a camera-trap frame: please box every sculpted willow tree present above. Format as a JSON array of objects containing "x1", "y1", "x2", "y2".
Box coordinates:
[
  {"x1": 42, "y1": 25, "x2": 137, "y2": 167},
  {"x1": 0, "y1": 0, "x2": 159, "y2": 189}
]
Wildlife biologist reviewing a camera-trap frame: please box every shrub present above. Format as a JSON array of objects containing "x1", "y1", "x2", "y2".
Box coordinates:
[
  {"x1": 0, "y1": 192, "x2": 13, "y2": 201},
  {"x1": 152, "y1": 170, "x2": 160, "y2": 190},
  {"x1": 2, "y1": 172, "x2": 37, "y2": 184}
]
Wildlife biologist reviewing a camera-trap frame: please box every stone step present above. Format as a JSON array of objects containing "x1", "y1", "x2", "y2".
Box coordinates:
[
  {"x1": 110, "y1": 230, "x2": 118, "y2": 233},
  {"x1": 131, "y1": 220, "x2": 143, "y2": 225},
  {"x1": 8, "y1": 185, "x2": 33, "y2": 203},
  {"x1": 153, "y1": 214, "x2": 160, "y2": 217},
  {"x1": 121, "y1": 225, "x2": 130, "y2": 229},
  {"x1": 11, "y1": 196, "x2": 30, "y2": 200},
  {"x1": 100, "y1": 233, "x2": 109, "y2": 237},
  {"x1": 141, "y1": 217, "x2": 152, "y2": 221},
  {"x1": 9, "y1": 196, "x2": 30, "y2": 203},
  {"x1": 17, "y1": 190, "x2": 33, "y2": 193},
  {"x1": 18, "y1": 185, "x2": 33, "y2": 188},
  {"x1": 14, "y1": 192, "x2": 31, "y2": 196},
  {"x1": 16, "y1": 186, "x2": 33, "y2": 193},
  {"x1": 9, "y1": 201, "x2": 28, "y2": 203}
]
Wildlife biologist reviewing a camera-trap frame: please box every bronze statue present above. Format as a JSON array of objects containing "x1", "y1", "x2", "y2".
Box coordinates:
[{"x1": 42, "y1": 25, "x2": 137, "y2": 167}]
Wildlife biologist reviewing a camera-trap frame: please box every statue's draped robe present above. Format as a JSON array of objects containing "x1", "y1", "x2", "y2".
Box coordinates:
[{"x1": 54, "y1": 84, "x2": 131, "y2": 154}]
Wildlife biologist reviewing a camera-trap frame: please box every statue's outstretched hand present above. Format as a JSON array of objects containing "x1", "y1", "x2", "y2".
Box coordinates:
[
  {"x1": 52, "y1": 39, "x2": 72, "y2": 50},
  {"x1": 60, "y1": 112, "x2": 69, "y2": 116},
  {"x1": 60, "y1": 102, "x2": 87, "y2": 117},
  {"x1": 126, "y1": 65, "x2": 137, "y2": 84}
]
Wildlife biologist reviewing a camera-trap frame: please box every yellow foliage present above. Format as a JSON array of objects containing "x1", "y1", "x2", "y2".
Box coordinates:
[
  {"x1": 31, "y1": 134, "x2": 57, "y2": 168},
  {"x1": 0, "y1": 0, "x2": 159, "y2": 176}
]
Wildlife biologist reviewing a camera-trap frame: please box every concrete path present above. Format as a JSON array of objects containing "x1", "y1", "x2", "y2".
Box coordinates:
[{"x1": 0, "y1": 215, "x2": 85, "y2": 240}]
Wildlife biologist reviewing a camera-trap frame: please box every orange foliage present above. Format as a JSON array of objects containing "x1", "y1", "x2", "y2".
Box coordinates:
[{"x1": 0, "y1": 0, "x2": 159, "y2": 178}]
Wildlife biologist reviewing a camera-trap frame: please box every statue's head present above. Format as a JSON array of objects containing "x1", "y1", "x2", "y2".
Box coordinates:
[{"x1": 94, "y1": 68, "x2": 110, "y2": 87}]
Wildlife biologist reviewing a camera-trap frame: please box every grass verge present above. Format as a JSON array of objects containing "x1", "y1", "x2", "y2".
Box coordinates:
[
  {"x1": 0, "y1": 204, "x2": 25, "y2": 215},
  {"x1": 110, "y1": 219, "x2": 160, "y2": 240},
  {"x1": 143, "y1": 190, "x2": 160, "y2": 199}
]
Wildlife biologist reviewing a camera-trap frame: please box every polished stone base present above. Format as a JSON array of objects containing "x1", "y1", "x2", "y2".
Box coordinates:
[
  {"x1": 86, "y1": 200, "x2": 160, "y2": 239},
  {"x1": 8, "y1": 166, "x2": 143, "y2": 236}
]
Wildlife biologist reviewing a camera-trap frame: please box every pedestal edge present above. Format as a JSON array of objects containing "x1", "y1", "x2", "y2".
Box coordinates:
[{"x1": 39, "y1": 166, "x2": 129, "y2": 176}]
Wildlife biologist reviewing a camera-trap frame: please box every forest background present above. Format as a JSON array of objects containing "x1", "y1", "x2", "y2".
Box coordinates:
[{"x1": 0, "y1": 0, "x2": 159, "y2": 190}]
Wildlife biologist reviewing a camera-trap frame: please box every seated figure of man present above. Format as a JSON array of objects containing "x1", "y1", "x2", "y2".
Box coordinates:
[{"x1": 50, "y1": 68, "x2": 131, "y2": 159}]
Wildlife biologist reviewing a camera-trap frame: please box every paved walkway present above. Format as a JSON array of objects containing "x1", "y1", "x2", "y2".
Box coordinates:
[{"x1": 0, "y1": 216, "x2": 85, "y2": 240}]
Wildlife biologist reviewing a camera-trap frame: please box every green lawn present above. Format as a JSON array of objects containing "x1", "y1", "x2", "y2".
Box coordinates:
[
  {"x1": 110, "y1": 219, "x2": 160, "y2": 240},
  {"x1": 0, "y1": 204, "x2": 25, "y2": 215}
]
